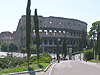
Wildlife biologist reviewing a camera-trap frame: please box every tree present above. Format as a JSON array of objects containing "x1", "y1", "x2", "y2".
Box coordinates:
[
  {"x1": 78, "y1": 37, "x2": 82, "y2": 52},
  {"x1": 62, "y1": 36, "x2": 67, "y2": 60},
  {"x1": 26, "y1": 0, "x2": 31, "y2": 69},
  {"x1": 56, "y1": 40, "x2": 59, "y2": 62},
  {"x1": 34, "y1": 9, "x2": 40, "y2": 66},
  {"x1": 89, "y1": 38, "x2": 93, "y2": 49},
  {"x1": 21, "y1": 47, "x2": 26, "y2": 53},
  {"x1": 81, "y1": 29, "x2": 87, "y2": 48},
  {"x1": 1, "y1": 43, "x2": 7, "y2": 52},
  {"x1": 75, "y1": 43, "x2": 78, "y2": 52},
  {"x1": 87, "y1": 21, "x2": 100, "y2": 60},
  {"x1": 72, "y1": 40, "x2": 74, "y2": 53},
  {"x1": 98, "y1": 36, "x2": 100, "y2": 60},
  {"x1": 84, "y1": 50, "x2": 93, "y2": 61},
  {"x1": 21, "y1": 47, "x2": 26, "y2": 57},
  {"x1": 30, "y1": 45, "x2": 36, "y2": 54},
  {"x1": 9, "y1": 43, "x2": 18, "y2": 52}
]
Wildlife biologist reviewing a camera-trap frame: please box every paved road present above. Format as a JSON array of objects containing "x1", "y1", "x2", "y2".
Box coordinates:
[{"x1": 51, "y1": 60, "x2": 100, "y2": 75}]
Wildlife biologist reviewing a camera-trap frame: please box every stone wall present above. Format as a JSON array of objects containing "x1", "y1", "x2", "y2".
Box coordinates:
[
  {"x1": 14, "y1": 15, "x2": 87, "y2": 52},
  {"x1": 1, "y1": 31, "x2": 13, "y2": 45}
]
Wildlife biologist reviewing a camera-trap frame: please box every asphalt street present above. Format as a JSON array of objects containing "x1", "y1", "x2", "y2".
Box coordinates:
[{"x1": 51, "y1": 60, "x2": 100, "y2": 75}]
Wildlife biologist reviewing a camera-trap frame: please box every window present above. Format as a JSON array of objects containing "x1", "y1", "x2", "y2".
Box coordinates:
[
  {"x1": 44, "y1": 39, "x2": 47, "y2": 45},
  {"x1": 49, "y1": 21, "x2": 52, "y2": 24},
  {"x1": 71, "y1": 32, "x2": 72, "y2": 36},
  {"x1": 49, "y1": 40, "x2": 52, "y2": 45},
  {"x1": 59, "y1": 22, "x2": 62, "y2": 24},
  {"x1": 74, "y1": 33, "x2": 75, "y2": 36},
  {"x1": 54, "y1": 40, "x2": 57, "y2": 45},
  {"x1": 67, "y1": 40, "x2": 69, "y2": 45}
]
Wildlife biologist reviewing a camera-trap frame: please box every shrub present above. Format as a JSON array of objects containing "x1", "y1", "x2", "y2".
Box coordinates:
[
  {"x1": 72, "y1": 52, "x2": 79, "y2": 55},
  {"x1": 84, "y1": 50, "x2": 93, "y2": 61},
  {"x1": 45, "y1": 57, "x2": 52, "y2": 63},
  {"x1": 20, "y1": 62, "x2": 28, "y2": 66},
  {"x1": 30, "y1": 56, "x2": 37, "y2": 62},
  {"x1": 41, "y1": 52, "x2": 52, "y2": 58},
  {"x1": 0, "y1": 57, "x2": 26, "y2": 69},
  {"x1": 32, "y1": 61, "x2": 38, "y2": 64},
  {"x1": 39, "y1": 57, "x2": 52, "y2": 63}
]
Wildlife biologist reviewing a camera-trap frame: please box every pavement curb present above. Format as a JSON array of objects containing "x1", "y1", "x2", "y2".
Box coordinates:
[
  {"x1": 44, "y1": 63, "x2": 53, "y2": 72},
  {"x1": 48, "y1": 62, "x2": 57, "y2": 75},
  {"x1": 4, "y1": 69, "x2": 43, "y2": 75}
]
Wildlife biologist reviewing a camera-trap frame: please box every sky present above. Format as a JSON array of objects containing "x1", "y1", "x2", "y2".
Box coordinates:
[{"x1": 0, "y1": 0, "x2": 100, "y2": 33}]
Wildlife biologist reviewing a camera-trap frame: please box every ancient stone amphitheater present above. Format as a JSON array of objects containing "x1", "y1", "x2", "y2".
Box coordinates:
[{"x1": 14, "y1": 15, "x2": 87, "y2": 53}]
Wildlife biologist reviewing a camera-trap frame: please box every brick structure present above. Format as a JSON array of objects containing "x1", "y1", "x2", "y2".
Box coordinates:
[
  {"x1": 14, "y1": 15, "x2": 87, "y2": 53},
  {"x1": 1, "y1": 31, "x2": 14, "y2": 45}
]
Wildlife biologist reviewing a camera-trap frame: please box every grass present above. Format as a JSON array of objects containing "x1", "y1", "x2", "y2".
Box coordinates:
[
  {"x1": 89, "y1": 59, "x2": 100, "y2": 63},
  {"x1": 0, "y1": 63, "x2": 50, "y2": 75}
]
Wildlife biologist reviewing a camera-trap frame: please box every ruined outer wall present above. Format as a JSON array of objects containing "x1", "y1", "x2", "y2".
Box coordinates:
[
  {"x1": 14, "y1": 15, "x2": 87, "y2": 49},
  {"x1": 39, "y1": 16, "x2": 87, "y2": 32}
]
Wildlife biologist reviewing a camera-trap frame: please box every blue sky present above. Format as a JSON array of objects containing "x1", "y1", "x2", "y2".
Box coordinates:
[{"x1": 0, "y1": 0, "x2": 100, "y2": 33}]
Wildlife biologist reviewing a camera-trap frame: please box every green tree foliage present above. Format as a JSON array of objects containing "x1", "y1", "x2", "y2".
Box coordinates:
[
  {"x1": 34, "y1": 9, "x2": 40, "y2": 66},
  {"x1": 84, "y1": 50, "x2": 93, "y2": 61},
  {"x1": 89, "y1": 39, "x2": 93, "y2": 49},
  {"x1": 56, "y1": 40, "x2": 59, "y2": 61},
  {"x1": 88, "y1": 21, "x2": 100, "y2": 60},
  {"x1": 78, "y1": 37, "x2": 82, "y2": 52},
  {"x1": 0, "y1": 57, "x2": 26, "y2": 69},
  {"x1": 81, "y1": 29, "x2": 87, "y2": 48},
  {"x1": 1, "y1": 43, "x2": 7, "y2": 52},
  {"x1": 75, "y1": 43, "x2": 78, "y2": 52},
  {"x1": 0, "y1": 46, "x2": 1, "y2": 50},
  {"x1": 39, "y1": 57, "x2": 52, "y2": 63},
  {"x1": 26, "y1": 0, "x2": 31, "y2": 68},
  {"x1": 98, "y1": 36, "x2": 100, "y2": 60},
  {"x1": 39, "y1": 53, "x2": 52, "y2": 63},
  {"x1": 21, "y1": 47, "x2": 26, "y2": 57},
  {"x1": 30, "y1": 45, "x2": 36, "y2": 54},
  {"x1": 9, "y1": 43, "x2": 18, "y2": 52},
  {"x1": 72, "y1": 40, "x2": 74, "y2": 53},
  {"x1": 62, "y1": 36, "x2": 67, "y2": 60},
  {"x1": 21, "y1": 47, "x2": 26, "y2": 53},
  {"x1": 41, "y1": 52, "x2": 52, "y2": 58},
  {"x1": 1, "y1": 43, "x2": 18, "y2": 52}
]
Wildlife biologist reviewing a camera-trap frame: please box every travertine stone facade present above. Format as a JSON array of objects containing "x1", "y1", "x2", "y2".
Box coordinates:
[
  {"x1": 1, "y1": 31, "x2": 14, "y2": 45},
  {"x1": 14, "y1": 15, "x2": 87, "y2": 53}
]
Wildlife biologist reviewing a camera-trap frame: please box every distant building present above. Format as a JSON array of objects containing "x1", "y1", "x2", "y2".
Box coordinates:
[
  {"x1": 1, "y1": 31, "x2": 14, "y2": 45},
  {"x1": 14, "y1": 15, "x2": 87, "y2": 53}
]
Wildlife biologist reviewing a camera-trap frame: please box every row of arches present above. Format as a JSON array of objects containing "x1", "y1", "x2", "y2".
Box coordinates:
[
  {"x1": 33, "y1": 38, "x2": 79, "y2": 46},
  {"x1": 33, "y1": 30, "x2": 81, "y2": 37}
]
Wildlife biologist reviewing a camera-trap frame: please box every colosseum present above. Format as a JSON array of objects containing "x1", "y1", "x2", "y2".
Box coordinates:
[{"x1": 14, "y1": 15, "x2": 87, "y2": 53}]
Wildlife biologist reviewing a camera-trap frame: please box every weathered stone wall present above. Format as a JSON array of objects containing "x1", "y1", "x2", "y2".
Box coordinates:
[{"x1": 14, "y1": 15, "x2": 87, "y2": 52}]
